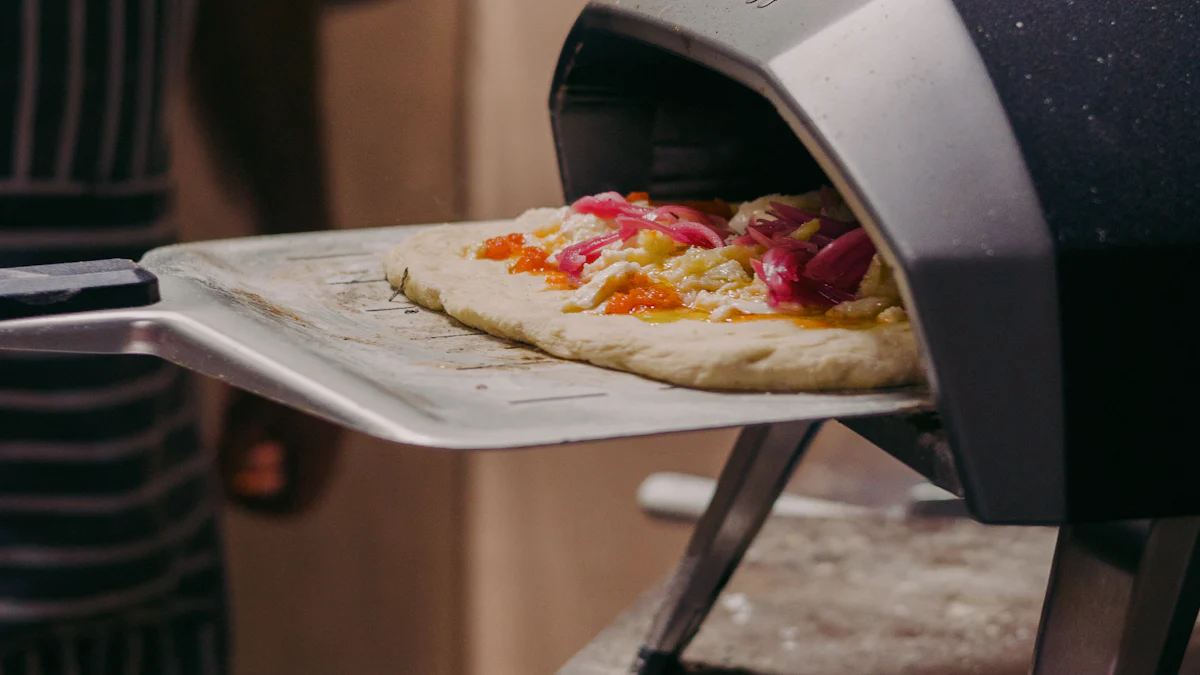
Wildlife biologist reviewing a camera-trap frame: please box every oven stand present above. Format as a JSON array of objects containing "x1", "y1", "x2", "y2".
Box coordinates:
[
  {"x1": 632, "y1": 421, "x2": 823, "y2": 675},
  {"x1": 1032, "y1": 517, "x2": 1200, "y2": 675},
  {"x1": 631, "y1": 421, "x2": 1200, "y2": 675}
]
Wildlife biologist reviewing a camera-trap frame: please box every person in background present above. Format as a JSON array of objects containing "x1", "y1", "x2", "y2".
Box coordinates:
[{"x1": 0, "y1": 0, "x2": 342, "y2": 672}]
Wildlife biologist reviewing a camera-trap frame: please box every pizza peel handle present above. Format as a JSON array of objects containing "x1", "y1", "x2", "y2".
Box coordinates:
[{"x1": 0, "y1": 259, "x2": 161, "y2": 321}]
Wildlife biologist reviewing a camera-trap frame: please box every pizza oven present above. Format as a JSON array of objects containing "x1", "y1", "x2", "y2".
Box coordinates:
[
  {"x1": 550, "y1": 0, "x2": 1200, "y2": 527},
  {"x1": 1, "y1": 1, "x2": 1197, "y2": 672}
]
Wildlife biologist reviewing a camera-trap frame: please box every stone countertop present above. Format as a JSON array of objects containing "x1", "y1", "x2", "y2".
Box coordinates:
[{"x1": 557, "y1": 515, "x2": 1060, "y2": 675}]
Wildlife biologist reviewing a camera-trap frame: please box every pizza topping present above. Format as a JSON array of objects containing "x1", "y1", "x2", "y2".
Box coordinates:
[
  {"x1": 804, "y1": 228, "x2": 876, "y2": 290},
  {"x1": 474, "y1": 231, "x2": 572, "y2": 289},
  {"x1": 469, "y1": 187, "x2": 909, "y2": 328},
  {"x1": 768, "y1": 201, "x2": 858, "y2": 238},
  {"x1": 877, "y1": 306, "x2": 908, "y2": 324},
  {"x1": 482, "y1": 233, "x2": 527, "y2": 260},
  {"x1": 613, "y1": 215, "x2": 724, "y2": 250},
  {"x1": 510, "y1": 245, "x2": 555, "y2": 274},
  {"x1": 728, "y1": 193, "x2": 822, "y2": 234},
  {"x1": 825, "y1": 296, "x2": 896, "y2": 321},
  {"x1": 571, "y1": 192, "x2": 654, "y2": 220},
  {"x1": 563, "y1": 261, "x2": 642, "y2": 311},
  {"x1": 556, "y1": 231, "x2": 630, "y2": 280},
  {"x1": 751, "y1": 248, "x2": 855, "y2": 308},
  {"x1": 788, "y1": 219, "x2": 822, "y2": 242},
  {"x1": 661, "y1": 246, "x2": 755, "y2": 293},
  {"x1": 693, "y1": 291, "x2": 774, "y2": 321},
  {"x1": 605, "y1": 285, "x2": 684, "y2": 315}
]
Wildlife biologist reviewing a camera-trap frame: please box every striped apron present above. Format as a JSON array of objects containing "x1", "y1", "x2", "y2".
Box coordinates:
[{"x1": 0, "y1": 1, "x2": 226, "y2": 673}]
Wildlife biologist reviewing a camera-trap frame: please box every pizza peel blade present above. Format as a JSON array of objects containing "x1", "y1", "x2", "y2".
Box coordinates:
[{"x1": 0, "y1": 223, "x2": 932, "y2": 450}]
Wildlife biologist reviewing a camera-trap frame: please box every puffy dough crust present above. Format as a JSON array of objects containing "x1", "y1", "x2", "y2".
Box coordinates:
[{"x1": 384, "y1": 209, "x2": 925, "y2": 391}]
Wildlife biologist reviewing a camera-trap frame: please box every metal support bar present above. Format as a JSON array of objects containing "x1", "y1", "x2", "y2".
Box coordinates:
[
  {"x1": 631, "y1": 421, "x2": 823, "y2": 675},
  {"x1": 1032, "y1": 517, "x2": 1200, "y2": 675}
]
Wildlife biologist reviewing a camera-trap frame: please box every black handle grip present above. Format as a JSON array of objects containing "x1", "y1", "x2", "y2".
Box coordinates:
[{"x1": 0, "y1": 259, "x2": 160, "y2": 320}]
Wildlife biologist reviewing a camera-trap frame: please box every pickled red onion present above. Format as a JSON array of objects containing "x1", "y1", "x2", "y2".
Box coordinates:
[
  {"x1": 556, "y1": 230, "x2": 630, "y2": 279},
  {"x1": 615, "y1": 215, "x2": 725, "y2": 249},
  {"x1": 751, "y1": 249, "x2": 847, "y2": 307},
  {"x1": 767, "y1": 202, "x2": 856, "y2": 237},
  {"x1": 571, "y1": 192, "x2": 652, "y2": 220},
  {"x1": 804, "y1": 228, "x2": 875, "y2": 287},
  {"x1": 650, "y1": 205, "x2": 731, "y2": 242}
]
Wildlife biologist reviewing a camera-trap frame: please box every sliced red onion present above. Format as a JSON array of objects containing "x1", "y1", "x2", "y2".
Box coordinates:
[
  {"x1": 771, "y1": 236, "x2": 819, "y2": 253},
  {"x1": 748, "y1": 237, "x2": 862, "y2": 308},
  {"x1": 705, "y1": 213, "x2": 732, "y2": 235},
  {"x1": 831, "y1": 251, "x2": 874, "y2": 291},
  {"x1": 804, "y1": 228, "x2": 875, "y2": 286},
  {"x1": 768, "y1": 202, "x2": 856, "y2": 237},
  {"x1": 745, "y1": 225, "x2": 776, "y2": 248},
  {"x1": 571, "y1": 192, "x2": 652, "y2": 220},
  {"x1": 804, "y1": 276, "x2": 856, "y2": 304},
  {"x1": 651, "y1": 204, "x2": 709, "y2": 223},
  {"x1": 651, "y1": 205, "x2": 732, "y2": 242},
  {"x1": 762, "y1": 246, "x2": 802, "y2": 283},
  {"x1": 672, "y1": 221, "x2": 726, "y2": 248},
  {"x1": 615, "y1": 215, "x2": 725, "y2": 249},
  {"x1": 767, "y1": 202, "x2": 822, "y2": 224},
  {"x1": 752, "y1": 248, "x2": 832, "y2": 307},
  {"x1": 749, "y1": 216, "x2": 794, "y2": 237},
  {"x1": 556, "y1": 230, "x2": 630, "y2": 279}
]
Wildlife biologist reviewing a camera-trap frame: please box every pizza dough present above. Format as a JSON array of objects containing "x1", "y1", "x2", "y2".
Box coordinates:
[{"x1": 384, "y1": 210, "x2": 925, "y2": 391}]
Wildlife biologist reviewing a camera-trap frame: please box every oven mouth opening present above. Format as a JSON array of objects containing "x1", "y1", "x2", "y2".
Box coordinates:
[
  {"x1": 551, "y1": 28, "x2": 912, "y2": 322},
  {"x1": 552, "y1": 30, "x2": 829, "y2": 204}
]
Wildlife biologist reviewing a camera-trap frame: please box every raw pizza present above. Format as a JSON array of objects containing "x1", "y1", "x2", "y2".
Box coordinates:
[{"x1": 384, "y1": 189, "x2": 923, "y2": 391}]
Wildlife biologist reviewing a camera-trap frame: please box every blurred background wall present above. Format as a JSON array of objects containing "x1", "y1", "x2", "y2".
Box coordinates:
[{"x1": 170, "y1": 1, "x2": 913, "y2": 673}]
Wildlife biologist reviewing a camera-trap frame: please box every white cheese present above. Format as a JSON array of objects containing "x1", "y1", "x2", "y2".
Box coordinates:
[
  {"x1": 558, "y1": 212, "x2": 612, "y2": 245},
  {"x1": 692, "y1": 260, "x2": 751, "y2": 293},
  {"x1": 826, "y1": 297, "x2": 895, "y2": 320},
  {"x1": 877, "y1": 306, "x2": 908, "y2": 324},
  {"x1": 694, "y1": 291, "x2": 776, "y2": 321},
  {"x1": 562, "y1": 261, "x2": 641, "y2": 312},
  {"x1": 728, "y1": 192, "x2": 822, "y2": 234},
  {"x1": 661, "y1": 246, "x2": 755, "y2": 290},
  {"x1": 856, "y1": 254, "x2": 901, "y2": 302},
  {"x1": 583, "y1": 230, "x2": 680, "y2": 276}
]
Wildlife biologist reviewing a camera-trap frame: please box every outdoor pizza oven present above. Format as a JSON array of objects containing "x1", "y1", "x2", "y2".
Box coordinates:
[{"x1": 550, "y1": 0, "x2": 1200, "y2": 526}]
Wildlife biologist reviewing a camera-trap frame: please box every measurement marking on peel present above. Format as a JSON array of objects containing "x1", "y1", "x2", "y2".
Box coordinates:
[
  {"x1": 455, "y1": 361, "x2": 553, "y2": 371},
  {"x1": 326, "y1": 278, "x2": 386, "y2": 286},
  {"x1": 286, "y1": 252, "x2": 372, "y2": 261},
  {"x1": 509, "y1": 392, "x2": 609, "y2": 405}
]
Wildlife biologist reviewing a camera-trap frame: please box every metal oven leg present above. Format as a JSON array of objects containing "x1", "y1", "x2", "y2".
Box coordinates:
[
  {"x1": 1032, "y1": 517, "x2": 1200, "y2": 675},
  {"x1": 631, "y1": 421, "x2": 823, "y2": 675}
]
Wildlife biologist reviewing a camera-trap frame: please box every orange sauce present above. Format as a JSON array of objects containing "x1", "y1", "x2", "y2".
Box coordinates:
[
  {"x1": 726, "y1": 313, "x2": 876, "y2": 330},
  {"x1": 634, "y1": 308, "x2": 878, "y2": 329},
  {"x1": 605, "y1": 286, "x2": 684, "y2": 315},
  {"x1": 543, "y1": 271, "x2": 574, "y2": 290},
  {"x1": 510, "y1": 246, "x2": 554, "y2": 273},
  {"x1": 636, "y1": 308, "x2": 711, "y2": 323},
  {"x1": 477, "y1": 232, "x2": 579, "y2": 290},
  {"x1": 482, "y1": 233, "x2": 526, "y2": 260}
]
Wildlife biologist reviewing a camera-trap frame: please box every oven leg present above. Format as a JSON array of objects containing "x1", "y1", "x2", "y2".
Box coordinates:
[
  {"x1": 630, "y1": 421, "x2": 823, "y2": 675},
  {"x1": 1031, "y1": 517, "x2": 1200, "y2": 675}
]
